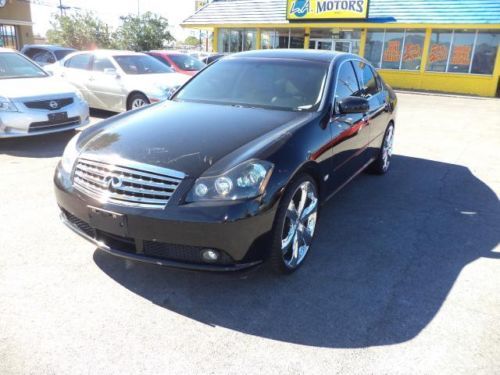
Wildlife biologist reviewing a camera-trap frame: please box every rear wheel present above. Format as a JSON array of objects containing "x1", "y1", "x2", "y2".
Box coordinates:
[
  {"x1": 127, "y1": 93, "x2": 150, "y2": 111},
  {"x1": 269, "y1": 174, "x2": 319, "y2": 274},
  {"x1": 368, "y1": 123, "x2": 394, "y2": 174}
]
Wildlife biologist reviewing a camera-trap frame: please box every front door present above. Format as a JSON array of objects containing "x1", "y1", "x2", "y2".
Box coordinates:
[
  {"x1": 328, "y1": 60, "x2": 371, "y2": 191},
  {"x1": 310, "y1": 39, "x2": 357, "y2": 53}
]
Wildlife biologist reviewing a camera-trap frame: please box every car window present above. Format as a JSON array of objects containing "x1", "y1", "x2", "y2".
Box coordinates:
[
  {"x1": 24, "y1": 48, "x2": 41, "y2": 59},
  {"x1": 31, "y1": 50, "x2": 56, "y2": 65},
  {"x1": 54, "y1": 49, "x2": 76, "y2": 60},
  {"x1": 149, "y1": 54, "x2": 173, "y2": 68},
  {"x1": 175, "y1": 58, "x2": 329, "y2": 112},
  {"x1": 93, "y1": 56, "x2": 115, "y2": 72},
  {"x1": 353, "y1": 61, "x2": 380, "y2": 97},
  {"x1": 113, "y1": 55, "x2": 173, "y2": 75},
  {"x1": 0, "y1": 52, "x2": 47, "y2": 79},
  {"x1": 169, "y1": 54, "x2": 206, "y2": 71},
  {"x1": 65, "y1": 54, "x2": 92, "y2": 70},
  {"x1": 334, "y1": 61, "x2": 362, "y2": 101}
]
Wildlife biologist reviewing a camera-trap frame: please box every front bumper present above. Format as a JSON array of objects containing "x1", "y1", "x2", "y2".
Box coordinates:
[
  {"x1": 0, "y1": 99, "x2": 89, "y2": 138},
  {"x1": 54, "y1": 164, "x2": 278, "y2": 271}
]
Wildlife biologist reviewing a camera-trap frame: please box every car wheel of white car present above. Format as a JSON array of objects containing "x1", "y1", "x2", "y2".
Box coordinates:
[{"x1": 128, "y1": 93, "x2": 150, "y2": 110}]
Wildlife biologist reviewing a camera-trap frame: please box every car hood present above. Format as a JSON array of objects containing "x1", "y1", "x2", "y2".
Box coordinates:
[
  {"x1": 1, "y1": 76, "x2": 77, "y2": 99},
  {"x1": 123, "y1": 73, "x2": 190, "y2": 91},
  {"x1": 78, "y1": 100, "x2": 309, "y2": 177}
]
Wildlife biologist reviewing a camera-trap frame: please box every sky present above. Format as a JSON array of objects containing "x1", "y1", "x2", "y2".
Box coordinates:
[{"x1": 30, "y1": 0, "x2": 199, "y2": 41}]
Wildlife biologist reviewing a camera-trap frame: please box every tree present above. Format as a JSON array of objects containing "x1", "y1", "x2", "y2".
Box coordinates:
[
  {"x1": 46, "y1": 12, "x2": 113, "y2": 50},
  {"x1": 113, "y1": 12, "x2": 174, "y2": 52},
  {"x1": 184, "y1": 36, "x2": 201, "y2": 47}
]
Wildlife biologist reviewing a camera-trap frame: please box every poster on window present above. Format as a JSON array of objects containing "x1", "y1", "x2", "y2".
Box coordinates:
[
  {"x1": 450, "y1": 45, "x2": 472, "y2": 66},
  {"x1": 429, "y1": 44, "x2": 449, "y2": 63},
  {"x1": 383, "y1": 40, "x2": 401, "y2": 63}
]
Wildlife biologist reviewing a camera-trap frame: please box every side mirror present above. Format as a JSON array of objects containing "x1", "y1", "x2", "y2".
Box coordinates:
[{"x1": 338, "y1": 96, "x2": 369, "y2": 114}]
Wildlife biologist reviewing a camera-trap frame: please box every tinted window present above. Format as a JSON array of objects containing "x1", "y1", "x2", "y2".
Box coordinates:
[
  {"x1": 113, "y1": 55, "x2": 172, "y2": 75},
  {"x1": 54, "y1": 49, "x2": 76, "y2": 60},
  {"x1": 354, "y1": 61, "x2": 379, "y2": 96},
  {"x1": 92, "y1": 56, "x2": 115, "y2": 72},
  {"x1": 0, "y1": 52, "x2": 47, "y2": 79},
  {"x1": 334, "y1": 62, "x2": 361, "y2": 100},
  {"x1": 31, "y1": 50, "x2": 56, "y2": 65},
  {"x1": 175, "y1": 58, "x2": 329, "y2": 112},
  {"x1": 149, "y1": 54, "x2": 173, "y2": 68},
  {"x1": 65, "y1": 54, "x2": 92, "y2": 70},
  {"x1": 169, "y1": 54, "x2": 205, "y2": 71}
]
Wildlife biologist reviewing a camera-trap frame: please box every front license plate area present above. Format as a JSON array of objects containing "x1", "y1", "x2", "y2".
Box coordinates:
[
  {"x1": 48, "y1": 112, "x2": 68, "y2": 123},
  {"x1": 88, "y1": 206, "x2": 128, "y2": 236}
]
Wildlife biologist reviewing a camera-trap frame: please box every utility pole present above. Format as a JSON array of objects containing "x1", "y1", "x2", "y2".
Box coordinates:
[
  {"x1": 137, "y1": 0, "x2": 140, "y2": 16},
  {"x1": 58, "y1": 0, "x2": 70, "y2": 16}
]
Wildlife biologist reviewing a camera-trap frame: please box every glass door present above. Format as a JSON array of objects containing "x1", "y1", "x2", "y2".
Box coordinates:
[{"x1": 310, "y1": 38, "x2": 333, "y2": 50}]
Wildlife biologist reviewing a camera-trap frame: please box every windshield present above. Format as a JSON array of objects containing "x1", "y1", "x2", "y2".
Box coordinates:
[
  {"x1": 170, "y1": 54, "x2": 206, "y2": 71},
  {"x1": 0, "y1": 52, "x2": 47, "y2": 79},
  {"x1": 54, "y1": 49, "x2": 76, "y2": 60},
  {"x1": 175, "y1": 58, "x2": 329, "y2": 112},
  {"x1": 113, "y1": 55, "x2": 173, "y2": 75}
]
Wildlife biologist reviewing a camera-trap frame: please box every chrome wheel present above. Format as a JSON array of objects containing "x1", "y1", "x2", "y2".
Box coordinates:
[
  {"x1": 281, "y1": 181, "x2": 318, "y2": 269},
  {"x1": 131, "y1": 97, "x2": 147, "y2": 109},
  {"x1": 382, "y1": 125, "x2": 394, "y2": 171}
]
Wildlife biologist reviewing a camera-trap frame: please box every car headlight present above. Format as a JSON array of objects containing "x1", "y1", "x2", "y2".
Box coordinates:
[
  {"x1": 0, "y1": 96, "x2": 18, "y2": 112},
  {"x1": 74, "y1": 90, "x2": 85, "y2": 102},
  {"x1": 61, "y1": 133, "x2": 81, "y2": 173},
  {"x1": 186, "y1": 160, "x2": 274, "y2": 202}
]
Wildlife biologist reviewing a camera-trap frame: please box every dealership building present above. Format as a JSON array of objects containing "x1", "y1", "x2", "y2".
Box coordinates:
[
  {"x1": 183, "y1": 0, "x2": 500, "y2": 97},
  {"x1": 0, "y1": 0, "x2": 33, "y2": 49}
]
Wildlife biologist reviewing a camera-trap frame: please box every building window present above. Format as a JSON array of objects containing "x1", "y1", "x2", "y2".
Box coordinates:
[
  {"x1": 309, "y1": 28, "x2": 361, "y2": 53},
  {"x1": 365, "y1": 29, "x2": 425, "y2": 71},
  {"x1": 0, "y1": 25, "x2": 19, "y2": 49},
  {"x1": 261, "y1": 29, "x2": 305, "y2": 49},
  {"x1": 218, "y1": 29, "x2": 256, "y2": 53},
  {"x1": 471, "y1": 31, "x2": 500, "y2": 75},
  {"x1": 427, "y1": 29, "x2": 499, "y2": 75}
]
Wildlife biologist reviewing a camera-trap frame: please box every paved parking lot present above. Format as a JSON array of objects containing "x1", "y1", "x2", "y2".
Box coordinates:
[{"x1": 1, "y1": 93, "x2": 499, "y2": 374}]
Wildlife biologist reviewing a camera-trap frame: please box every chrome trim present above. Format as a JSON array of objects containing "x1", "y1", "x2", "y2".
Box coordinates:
[{"x1": 73, "y1": 156, "x2": 185, "y2": 209}]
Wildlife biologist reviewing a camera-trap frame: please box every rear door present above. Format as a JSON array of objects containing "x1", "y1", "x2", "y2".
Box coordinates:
[
  {"x1": 61, "y1": 53, "x2": 93, "y2": 102},
  {"x1": 352, "y1": 61, "x2": 388, "y2": 159},
  {"x1": 328, "y1": 60, "x2": 370, "y2": 191}
]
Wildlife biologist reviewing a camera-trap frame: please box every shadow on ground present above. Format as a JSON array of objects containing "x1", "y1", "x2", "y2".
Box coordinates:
[
  {"x1": 93, "y1": 155, "x2": 499, "y2": 348},
  {"x1": 0, "y1": 109, "x2": 115, "y2": 158}
]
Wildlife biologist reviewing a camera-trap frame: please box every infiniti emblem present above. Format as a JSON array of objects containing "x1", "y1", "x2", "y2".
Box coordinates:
[
  {"x1": 104, "y1": 175, "x2": 122, "y2": 189},
  {"x1": 49, "y1": 100, "x2": 59, "y2": 109}
]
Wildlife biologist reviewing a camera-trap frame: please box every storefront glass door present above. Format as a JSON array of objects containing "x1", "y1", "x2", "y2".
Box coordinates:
[{"x1": 310, "y1": 38, "x2": 358, "y2": 53}]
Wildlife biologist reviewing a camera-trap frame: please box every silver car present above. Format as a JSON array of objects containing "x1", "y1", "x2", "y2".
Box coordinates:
[
  {"x1": 48, "y1": 50, "x2": 190, "y2": 112},
  {"x1": 0, "y1": 48, "x2": 90, "y2": 138}
]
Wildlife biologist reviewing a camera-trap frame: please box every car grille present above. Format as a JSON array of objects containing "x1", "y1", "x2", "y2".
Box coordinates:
[
  {"x1": 24, "y1": 98, "x2": 74, "y2": 110},
  {"x1": 73, "y1": 157, "x2": 185, "y2": 209},
  {"x1": 29, "y1": 116, "x2": 80, "y2": 132}
]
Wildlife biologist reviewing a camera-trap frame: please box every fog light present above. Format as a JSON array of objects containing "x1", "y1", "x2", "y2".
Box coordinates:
[{"x1": 201, "y1": 249, "x2": 219, "y2": 262}]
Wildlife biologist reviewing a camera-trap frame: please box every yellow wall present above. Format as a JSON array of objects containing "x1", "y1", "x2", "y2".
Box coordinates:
[{"x1": 190, "y1": 23, "x2": 500, "y2": 97}]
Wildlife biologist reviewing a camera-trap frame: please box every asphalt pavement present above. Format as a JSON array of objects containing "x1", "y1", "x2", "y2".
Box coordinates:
[{"x1": 0, "y1": 93, "x2": 499, "y2": 374}]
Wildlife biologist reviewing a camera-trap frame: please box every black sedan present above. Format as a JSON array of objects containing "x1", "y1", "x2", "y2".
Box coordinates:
[{"x1": 54, "y1": 49, "x2": 397, "y2": 274}]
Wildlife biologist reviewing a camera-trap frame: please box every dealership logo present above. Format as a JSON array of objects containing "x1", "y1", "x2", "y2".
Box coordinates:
[
  {"x1": 290, "y1": 0, "x2": 310, "y2": 17},
  {"x1": 316, "y1": 0, "x2": 366, "y2": 13},
  {"x1": 49, "y1": 100, "x2": 59, "y2": 109}
]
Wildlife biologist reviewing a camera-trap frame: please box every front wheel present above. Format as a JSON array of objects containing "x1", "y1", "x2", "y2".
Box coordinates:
[
  {"x1": 269, "y1": 174, "x2": 319, "y2": 274},
  {"x1": 127, "y1": 93, "x2": 150, "y2": 111},
  {"x1": 368, "y1": 123, "x2": 395, "y2": 174}
]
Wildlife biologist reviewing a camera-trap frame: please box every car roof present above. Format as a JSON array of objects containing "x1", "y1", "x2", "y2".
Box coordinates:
[
  {"x1": 148, "y1": 50, "x2": 186, "y2": 55},
  {"x1": 22, "y1": 44, "x2": 76, "y2": 51},
  {"x1": 229, "y1": 49, "x2": 355, "y2": 63}
]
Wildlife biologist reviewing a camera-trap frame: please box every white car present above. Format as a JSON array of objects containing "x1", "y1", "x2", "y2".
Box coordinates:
[
  {"x1": 0, "y1": 48, "x2": 89, "y2": 138},
  {"x1": 47, "y1": 50, "x2": 190, "y2": 112}
]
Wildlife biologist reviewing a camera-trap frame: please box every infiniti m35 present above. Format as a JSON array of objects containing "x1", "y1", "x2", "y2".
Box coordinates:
[{"x1": 54, "y1": 49, "x2": 397, "y2": 274}]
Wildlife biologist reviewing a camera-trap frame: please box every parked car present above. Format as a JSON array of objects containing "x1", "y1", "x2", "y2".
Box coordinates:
[
  {"x1": 147, "y1": 50, "x2": 206, "y2": 76},
  {"x1": 55, "y1": 50, "x2": 397, "y2": 274},
  {"x1": 21, "y1": 44, "x2": 76, "y2": 66},
  {"x1": 0, "y1": 48, "x2": 89, "y2": 138},
  {"x1": 201, "y1": 53, "x2": 226, "y2": 65},
  {"x1": 48, "y1": 50, "x2": 190, "y2": 112}
]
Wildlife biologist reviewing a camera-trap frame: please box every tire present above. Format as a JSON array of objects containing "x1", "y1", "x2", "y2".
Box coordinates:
[
  {"x1": 127, "y1": 93, "x2": 150, "y2": 111},
  {"x1": 269, "y1": 174, "x2": 319, "y2": 275},
  {"x1": 368, "y1": 123, "x2": 395, "y2": 175}
]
